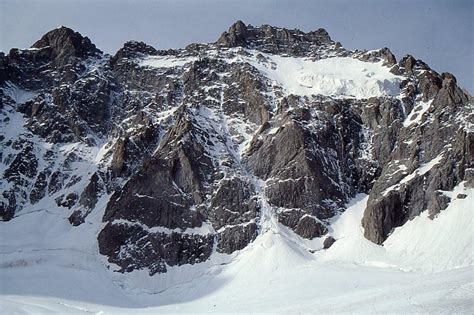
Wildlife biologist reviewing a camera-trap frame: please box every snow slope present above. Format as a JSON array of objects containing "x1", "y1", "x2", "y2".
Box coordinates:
[
  {"x1": 321, "y1": 183, "x2": 473, "y2": 272},
  {"x1": 1, "y1": 183, "x2": 472, "y2": 314},
  {"x1": 235, "y1": 51, "x2": 402, "y2": 98}
]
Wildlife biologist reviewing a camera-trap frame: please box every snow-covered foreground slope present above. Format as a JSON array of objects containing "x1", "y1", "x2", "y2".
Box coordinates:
[{"x1": 1, "y1": 183, "x2": 473, "y2": 314}]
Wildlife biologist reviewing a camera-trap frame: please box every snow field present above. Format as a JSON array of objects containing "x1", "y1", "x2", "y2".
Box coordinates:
[
  {"x1": 1, "y1": 183, "x2": 472, "y2": 313},
  {"x1": 236, "y1": 51, "x2": 402, "y2": 98}
]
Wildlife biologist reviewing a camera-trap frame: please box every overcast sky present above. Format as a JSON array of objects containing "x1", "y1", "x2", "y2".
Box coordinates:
[{"x1": 1, "y1": 0, "x2": 472, "y2": 92}]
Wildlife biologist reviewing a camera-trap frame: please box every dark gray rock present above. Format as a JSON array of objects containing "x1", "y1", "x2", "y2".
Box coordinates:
[
  {"x1": 217, "y1": 223, "x2": 258, "y2": 254},
  {"x1": 68, "y1": 209, "x2": 86, "y2": 226},
  {"x1": 244, "y1": 99, "x2": 372, "y2": 238},
  {"x1": 358, "y1": 47, "x2": 396, "y2": 67},
  {"x1": 98, "y1": 221, "x2": 214, "y2": 275},
  {"x1": 110, "y1": 41, "x2": 157, "y2": 68},
  {"x1": 31, "y1": 26, "x2": 101, "y2": 68},
  {"x1": 294, "y1": 216, "x2": 328, "y2": 239},
  {"x1": 216, "y1": 20, "x2": 249, "y2": 47},
  {"x1": 208, "y1": 177, "x2": 259, "y2": 230},
  {"x1": 323, "y1": 236, "x2": 336, "y2": 249},
  {"x1": 99, "y1": 109, "x2": 214, "y2": 270},
  {"x1": 4, "y1": 144, "x2": 38, "y2": 185},
  {"x1": 362, "y1": 68, "x2": 471, "y2": 244},
  {"x1": 48, "y1": 170, "x2": 66, "y2": 195},
  {"x1": 2, "y1": 140, "x2": 38, "y2": 219},
  {"x1": 109, "y1": 121, "x2": 159, "y2": 178},
  {"x1": 222, "y1": 64, "x2": 271, "y2": 125},
  {"x1": 103, "y1": 154, "x2": 205, "y2": 229},
  {"x1": 0, "y1": 191, "x2": 16, "y2": 221},
  {"x1": 79, "y1": 173, "x2": 103, "y2": 210},
  {"x1": 30, "y1": 169, "x2": 50, "y2": 204},
  {"x1": 427, "y1": 191, "x2": 451, "y2": 218},
  {"x1": 217, "y1": 21, "x2": 333, "y2": 56}
]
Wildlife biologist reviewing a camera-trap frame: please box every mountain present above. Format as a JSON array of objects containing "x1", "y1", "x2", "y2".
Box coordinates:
[{"x1": 0, "y1": 21, "x2": 473, "y2": 312}]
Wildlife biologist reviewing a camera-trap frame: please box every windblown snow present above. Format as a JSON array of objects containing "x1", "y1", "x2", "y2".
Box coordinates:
[{"x1": 1, "y1": 183, "x2": 472, "y2": 314}]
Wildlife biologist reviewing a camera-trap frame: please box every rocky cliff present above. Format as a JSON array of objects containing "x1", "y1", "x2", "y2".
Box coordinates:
[{"x1": 1, "y1": 21, "x2": 472, "y2": 275}]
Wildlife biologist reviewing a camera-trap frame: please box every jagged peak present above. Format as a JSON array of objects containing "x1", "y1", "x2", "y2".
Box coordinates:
[
  {"x1": 216, "y1": 20, "x2": 333, "y2": 55},
  {"x1": 398, "y1": 54, "x2": 430, "y2": 72},
  {"x1": 228, "y1": 20, "x2": 248, "y2": 35},
  {"x1": 441, "y1": 72, "x2": 457, "y2": 84},
  {"x1": 31, "y1": 26, "x2": 102, "y2": 63},
  {"x1": 110, "y1": 40, "x2": 158, "y2": 67},
  {"x1": 120, "y1": 40, "x2": 158, "y2": 54},
  {"x1": 355, "y1": 47, "x2": 397, "y2": 67}
]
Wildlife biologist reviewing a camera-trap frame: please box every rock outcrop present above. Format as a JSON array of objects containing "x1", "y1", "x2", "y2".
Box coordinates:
[
  {"x1": 362, "y1": 72, "x2": 472, "y2": 244},
  {"x1": 31, "y1": 26, "x2": 102, "y2": 68},
  {"x1": 217, "y1": 20, "x2": 333, "y2": 56}
]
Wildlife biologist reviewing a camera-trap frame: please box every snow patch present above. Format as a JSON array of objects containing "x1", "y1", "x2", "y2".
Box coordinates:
[
  {"x1": 383, "y1": 153, "x2": 444, "y2": 196},
  {"x1": 231, "y1": 51, "x2": 402, "y2": 98},
  {"x1": 112, "y1": 219, "x2": 215, "y2": 236},
  {"x1": 138, "y1": 55, "x2": 197, "y2": 68},
  {"x1": 403, "y1": 99, "x2": 433, "y2": 127},
  {"x1": 3, "y1": 83, "x2": 38, "y2": 104}
]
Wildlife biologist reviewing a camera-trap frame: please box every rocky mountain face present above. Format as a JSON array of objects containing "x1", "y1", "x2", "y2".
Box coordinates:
[{"x1": 1, "y1": 21, "x2": 472, "y2": 274}]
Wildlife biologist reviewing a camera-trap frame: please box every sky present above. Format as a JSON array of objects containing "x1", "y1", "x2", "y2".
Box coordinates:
[{"x1": 1, "y1": 0, "x2": 473, "y2": 92}]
